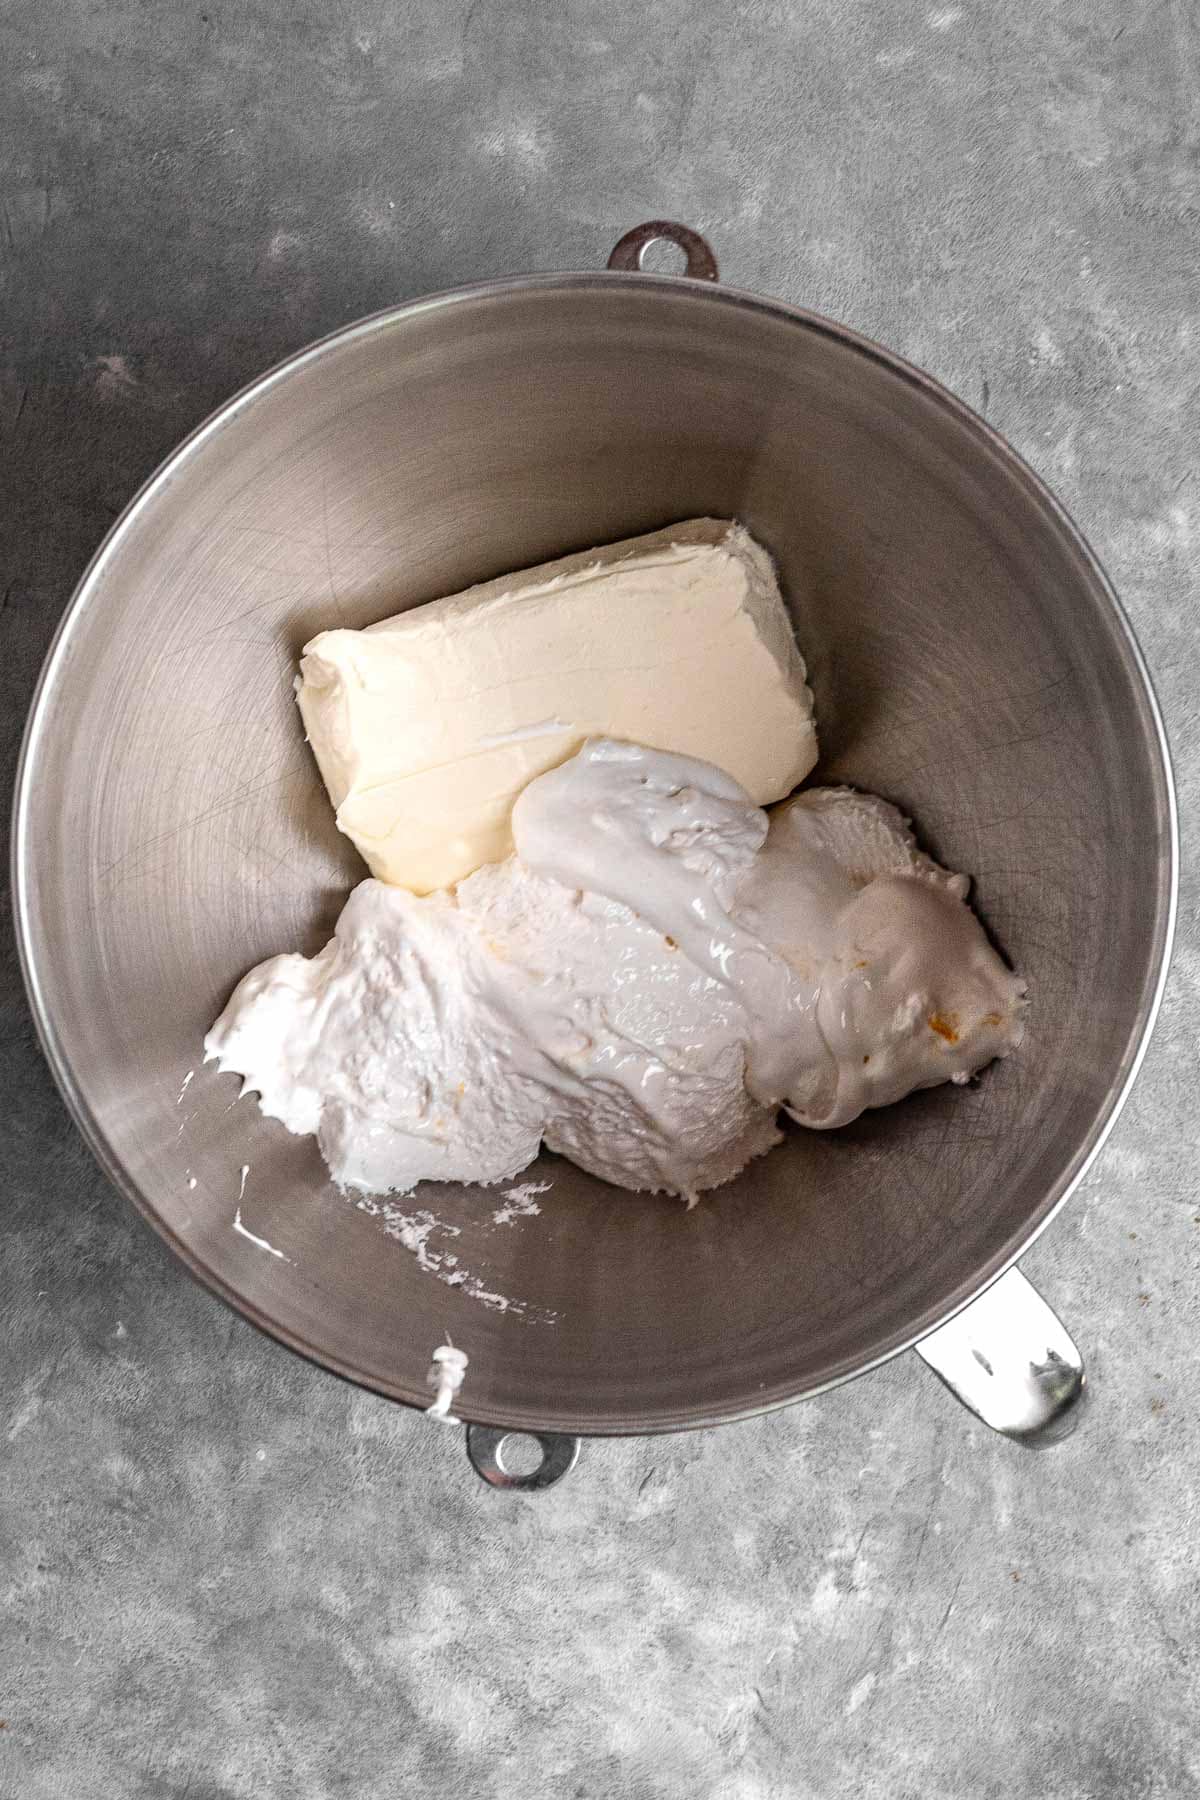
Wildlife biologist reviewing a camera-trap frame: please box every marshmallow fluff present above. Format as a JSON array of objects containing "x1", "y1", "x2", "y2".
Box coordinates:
[
  {"x1": 295, "y1": 519, "x2": 817, "y2": 893},
  {"x1": 206, "y1": 740, "x2": 1025, "y2": 1201}
]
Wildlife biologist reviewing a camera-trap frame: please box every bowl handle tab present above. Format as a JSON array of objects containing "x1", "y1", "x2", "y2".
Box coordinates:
[
  {"x1": 607, "y1": 220, "x2": 719, "y2": 282},
  {"x1": 465, "y1": 1424, "x2": 582, "y2": 1491},
  {"x1": 915, "y1": 1266, "x2": 1085, "y2": 1445}
]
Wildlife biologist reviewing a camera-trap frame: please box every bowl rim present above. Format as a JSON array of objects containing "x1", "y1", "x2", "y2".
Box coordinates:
[{"x1": 11, "y1": 267, "x2": 1180, "y2": 1435}]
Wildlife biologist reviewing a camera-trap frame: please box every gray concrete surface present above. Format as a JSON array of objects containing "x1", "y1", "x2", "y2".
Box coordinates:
[{"x1": 2, "y1": 2, "x2": 1197, "y2": 1795}]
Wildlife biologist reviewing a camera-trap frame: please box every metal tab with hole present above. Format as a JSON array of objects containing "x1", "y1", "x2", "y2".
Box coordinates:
[
  {"x1": 606, "y1": 219, "x2": 719, "y2": 281},
  {"x1": 466, "y1": 1425, "x2": 581, "y2": 1490}
]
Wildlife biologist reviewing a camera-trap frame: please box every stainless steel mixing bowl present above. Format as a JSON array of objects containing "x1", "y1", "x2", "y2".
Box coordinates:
[{"x1": 14, "y1": 223, "x2": 1176, "y2": 1482}]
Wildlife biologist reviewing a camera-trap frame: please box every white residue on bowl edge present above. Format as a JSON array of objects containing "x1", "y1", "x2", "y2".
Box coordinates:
[
  {"x1": 231, "y1": 1164, "x2": 290, "y2": 1262},
  {"x1": 425, "y1": 1342, "x2": 469, "y2": 1422},
  {"x1": 492, "y1": 1181, "x2": 551, "y2": 1226},
  {"x1": 346, "y1": 1193, "x2": 557, "y2": 1324}
]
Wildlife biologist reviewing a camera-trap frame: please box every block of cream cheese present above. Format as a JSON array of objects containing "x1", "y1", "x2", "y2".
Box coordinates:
[{"x1": 295, "y1": 518, "x2": 817, "y2": 893}]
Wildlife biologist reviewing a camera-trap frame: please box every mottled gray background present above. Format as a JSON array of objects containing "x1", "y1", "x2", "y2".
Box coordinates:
[{"x1": 2, "y1": 2, "x2": 1197, "y2": 1796}]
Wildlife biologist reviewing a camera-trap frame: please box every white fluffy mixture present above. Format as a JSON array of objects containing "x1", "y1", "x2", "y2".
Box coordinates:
[{"x1": 206, "y1": 741, "x2": 1025, "y2": 1201}]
